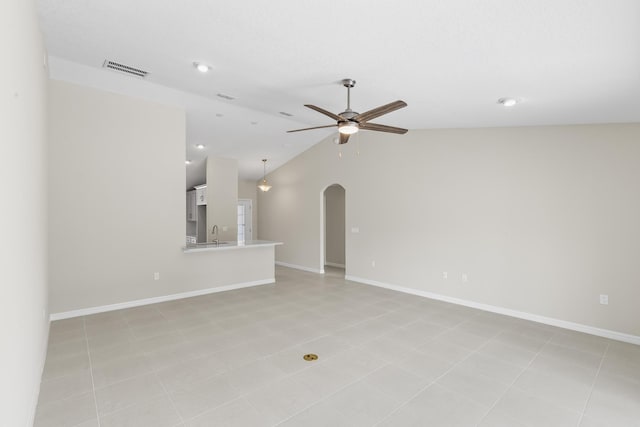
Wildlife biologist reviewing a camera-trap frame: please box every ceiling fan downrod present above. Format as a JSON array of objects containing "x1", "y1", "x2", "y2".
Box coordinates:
[{"x1": 342, "y1": 79, "x2": 356, "y2": 112}]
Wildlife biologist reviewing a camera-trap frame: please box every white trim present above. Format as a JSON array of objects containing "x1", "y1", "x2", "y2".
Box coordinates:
[
  {"x1": 275, "y1": 261, "x2": 324, "y2": 274},
  {"x1": 324, "y1": 262, "x2": 346, "y2": 269},
  {"x1": 50, "y1": 279, "x2": 275, "y2": 321},
  {"x1": 345, "y1": 275, "x2": 640, "y2": 346}
]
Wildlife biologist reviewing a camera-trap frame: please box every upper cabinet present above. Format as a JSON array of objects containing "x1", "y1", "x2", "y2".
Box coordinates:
[{"x1": 195, "y1": 184, "x2": 207, "y2": 206}]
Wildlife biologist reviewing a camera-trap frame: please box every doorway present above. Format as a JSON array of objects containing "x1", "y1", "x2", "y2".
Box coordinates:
[
  {"x1": 323, "y1": 184, "x2": 345, "y2": 276},
  {"x1": 238, "y1": 199, "x2": 253, "y2": 242}
]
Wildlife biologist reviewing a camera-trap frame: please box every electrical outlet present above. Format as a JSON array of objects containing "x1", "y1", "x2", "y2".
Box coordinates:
[
  {"x1": 461, "y1": 273, "x2": 468, "y2": 283},
  {"x1": 371, "y1": 260, "x2": 376, "y2": 268},
  {"x1": 222, "y1": 226, "x2": 228, "y2": 232},
  {"x1": 154, "y1": 272, "x2": 160, "y2": 281},
  {"x1": 599, "y1": 294, "x2": 608, "y2": 305},
  {"x1": 443, "y1": 272, "x2": 448, "y2": 280}
]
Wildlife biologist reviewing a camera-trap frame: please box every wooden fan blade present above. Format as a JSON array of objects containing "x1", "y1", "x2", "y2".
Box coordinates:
[
  {"x1": 287, "y1": 124, "x2": 337, "y2": 133},
  {"x1": 355, "y1": 100, "x2": 407, "y2": 123},
  {"x1": 359, "y1": 122, "x2": 408, "y2": 134},
  {"x1": 305, "y1": 104, "x2": 344, "y2": 121},
  {"x1": 338, "y1": 133, "x2": 350, "y2": 144}
]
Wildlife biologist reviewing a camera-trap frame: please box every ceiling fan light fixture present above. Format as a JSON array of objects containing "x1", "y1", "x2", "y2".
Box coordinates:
[
  {"x1": 258, "y1": 159, "x2": 272, "y2": 192},
  {"x1": 338, "y1": 122, "x2": 359, "y2": 135}
]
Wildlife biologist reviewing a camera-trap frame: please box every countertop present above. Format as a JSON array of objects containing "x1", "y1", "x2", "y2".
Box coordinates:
[{"x1": 182, "y1": 240, "x2": 283, "y2": 253}]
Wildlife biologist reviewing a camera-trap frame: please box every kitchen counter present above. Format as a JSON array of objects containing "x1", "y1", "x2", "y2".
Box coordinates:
[{"x1": 183, "y1": 240, "x2": 282, "y2": 253}]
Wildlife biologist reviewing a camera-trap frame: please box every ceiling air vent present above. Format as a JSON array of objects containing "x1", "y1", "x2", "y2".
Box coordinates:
[{"x1": 102, "y1": 60, "x2": 149, "y2": 78}]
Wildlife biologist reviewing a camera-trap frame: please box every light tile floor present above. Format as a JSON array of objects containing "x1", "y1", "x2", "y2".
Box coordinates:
[{"x1": 36, "y1": 266, "x2": 640, "y2": 426}]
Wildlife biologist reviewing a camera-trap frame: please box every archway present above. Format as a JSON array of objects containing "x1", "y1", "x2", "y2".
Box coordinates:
[{"x1": 322, "y1": 184, "x2": 346, "y2": 277}]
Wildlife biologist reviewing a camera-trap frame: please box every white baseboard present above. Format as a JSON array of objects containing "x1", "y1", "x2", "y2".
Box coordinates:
[
  {"x1": 324, "y1": 262, "x2": 346, "y2": 269},
  {"x1": 50, "y1": 278, "x2": 275, "y2": 321},
  {"x1": 345, "y1": 275, "x2": 640, "y2": 346},
  {"x1": 275, "y1": 261, "x2": 324, "y2": 274}
]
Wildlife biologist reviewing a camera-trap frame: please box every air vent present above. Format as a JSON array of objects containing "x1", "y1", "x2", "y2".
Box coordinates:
[
  {"x1": 217, "y1": 93, "x2": 235, "y2": 100},
  {"x1": 102, "y1": 60, "x2": 149, "y2": 78},
  {"x1": 279, "y1": 112, "x2": 293, "y2": 117}
]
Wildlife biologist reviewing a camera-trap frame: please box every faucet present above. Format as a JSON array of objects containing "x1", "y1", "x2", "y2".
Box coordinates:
[{"x1": 211, "y1": 224, "x2": 219, "y2": 244}]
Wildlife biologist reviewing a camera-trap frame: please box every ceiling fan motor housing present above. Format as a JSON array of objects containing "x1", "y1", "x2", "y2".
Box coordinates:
[
  {"x1": 342, "y1": 78, "x2": 356, "y2": 88},
  {"x1": 340, "y1": 110, "x2": 358, "y2": 120}
]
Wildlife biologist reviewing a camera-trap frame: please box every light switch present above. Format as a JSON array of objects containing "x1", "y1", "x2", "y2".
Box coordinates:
[{"x1": 351, "y1": 227, "x2": 360, "y2": 233}]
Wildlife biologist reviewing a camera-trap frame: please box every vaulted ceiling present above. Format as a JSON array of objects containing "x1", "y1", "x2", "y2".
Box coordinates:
[{"x1": 37, "y1": 0, "x2": 640, "y2": 185}]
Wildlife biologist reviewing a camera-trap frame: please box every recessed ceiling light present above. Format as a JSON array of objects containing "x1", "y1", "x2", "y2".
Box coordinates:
[
  {"x1": 251, "y1": 121, "x2": 258, "y2": 125},
  {"x1": 193, "y1": 62, "x2": 210, "y2": 73},
  {"x1": 185, "y1": 160, "x2": 192, "y2": 165},
  {"x1": 196, "y1": 144, "x2": 205, "y2": 149},
  {"x1": 216, "y1": 113, "x2": 223, "y2": 117},
  {"x1": 498, "y1": 97, "x2": 518, "y2": 107}
]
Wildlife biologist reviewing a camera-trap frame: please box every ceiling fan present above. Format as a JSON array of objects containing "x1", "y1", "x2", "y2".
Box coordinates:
[{"x1": 287, "y1": 79, "x2": 408, "y2": 144}]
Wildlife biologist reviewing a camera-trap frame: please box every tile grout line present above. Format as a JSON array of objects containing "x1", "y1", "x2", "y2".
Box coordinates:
[
  {"x1": 576, "y1": 342, "x2": 610, "y2": 426},
  {"x1": 370, "y1": 329, "x2": 507, "y2": 426},
  {"x1": 167, "y1": 290, "x2": 414, "y2": 423},
  {"x1": 82, "y1": 316, "x2": 102, "y2": 427},
  {"x1": 85, "y1": 310, "x2": 363, "y2": 421},
  {"x1": 153, "y1": 370, "x2": 186, "y2": 426},
  {"x1": 271, "y1": 363, "x2": 391, "y2": 427},
  {"x1": 176, "y1": 342, "x2": 359, "y2": 425},
  {"x1": 82, "y1": 296, "x2": 475, "y2": 424},
  {"x1": 474, "y1": 330, "x2": 558, "y2": 426}
]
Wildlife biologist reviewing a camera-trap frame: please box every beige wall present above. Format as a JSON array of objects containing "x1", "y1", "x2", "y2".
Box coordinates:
[
  {"x1": 239, "y1": 179, "x2": 258, "y2": 239},
  {"x1": 325, "y1": 184, "x2": 345, "y2": 266},
  {"x1": 48, "y1": 81, "x2": 274, "y2": 314},
  {"x1": 206, "y1": 157, "x2": 238, "y2": 242},
  {"x1": 258, "y1": 124, "x2": 640, "y2": 337},
  {"x1": 0, "y1": 0, "x2": 49, "y2": 424}
]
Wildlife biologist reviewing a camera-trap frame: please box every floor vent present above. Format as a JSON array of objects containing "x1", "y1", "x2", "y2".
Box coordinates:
[{"x1": 102, "y1": 60, "x2": 149, "y2": 78}]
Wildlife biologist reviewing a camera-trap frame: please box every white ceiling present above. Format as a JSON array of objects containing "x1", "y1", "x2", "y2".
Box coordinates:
[{"x1": 37, "y1": 0, "x2": 640, "y2": 186}]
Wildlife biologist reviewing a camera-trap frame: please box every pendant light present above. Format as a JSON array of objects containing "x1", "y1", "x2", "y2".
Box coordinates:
[{"x1": 258, "y1": 159, "x2": 272, "y2": 192}]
